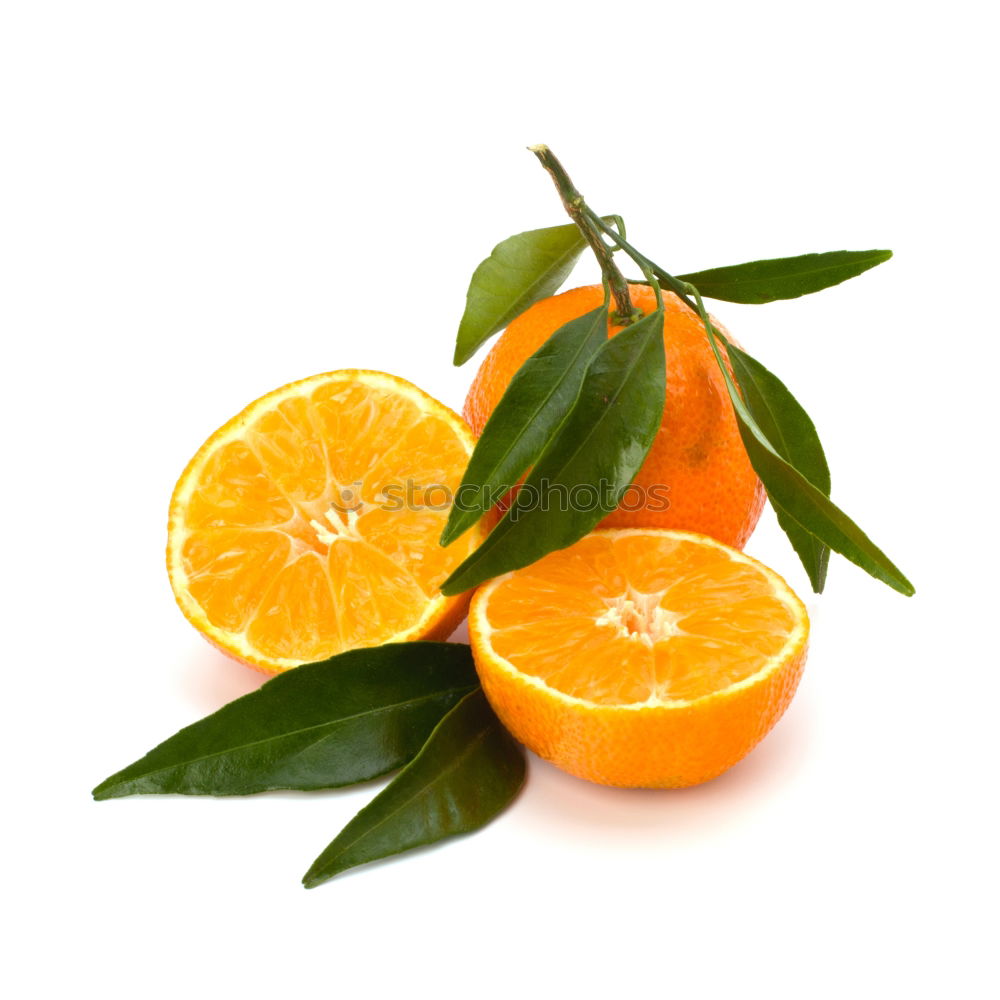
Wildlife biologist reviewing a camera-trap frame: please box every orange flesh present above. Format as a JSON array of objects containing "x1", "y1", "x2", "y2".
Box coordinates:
[
  {"x1": 174, "y1": 375, "x2": 478, "y2": 665},
  {"x1": 484, "y1": 533, "x2": 797, "y2": 704}
]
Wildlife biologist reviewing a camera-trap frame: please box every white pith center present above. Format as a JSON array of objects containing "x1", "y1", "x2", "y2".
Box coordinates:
[
  {"x1": 595, "y1": 588, "x2": 684, "y2": 646},
  {"x1": 308, "y1": 502, "x2": 365, "y2": 547}
]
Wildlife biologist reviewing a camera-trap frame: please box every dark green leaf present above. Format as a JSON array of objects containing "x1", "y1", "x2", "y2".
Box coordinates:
[
  {"x1": 441, "y1": 305, "x2": 609, "y2": 546},
  {"x1": 771, "y1": 497, "x2": 830, "y2": 592},
  {"x1": 453, "y1": 223, "x2": 590, "y2": 365},
  {"x1": 678, "y1": 250, "x2": 892, "y2": 304},
  {"x1": 726, "y1": 342, "x2": 831, "y2": 591},
  {"x1": 92, "y1": 643, "x2": 478, "y2": 799},
  {"x1": 688, "y1": 292, "x2": 913, "y2": 596},
  {"x1": 738, "y1": 428, "x2": 912, "y2": 594},
  {"x1": 302, "y1": 689, "x2": 524, "y2": 887},
  {"x1": 441, "y1": 310, "x2": 665, "y2": 595},
  {"x1": 726, "y1": 343, "x2": 830, "y2": 493}
]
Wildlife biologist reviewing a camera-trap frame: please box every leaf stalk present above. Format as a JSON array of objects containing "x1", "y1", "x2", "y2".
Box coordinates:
[
  {"x1": 529, "y1": 145, "x2": 640, "y2": 324},
  {"x1": 586, "y1": 210, "x2": 694, "y2": 314}
]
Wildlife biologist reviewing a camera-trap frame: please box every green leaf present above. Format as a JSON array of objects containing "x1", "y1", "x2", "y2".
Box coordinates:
[
  {"x1": 770, "y1": 496, "x2": 830, "y2": 592},
  {"x1": 687, "y1": 290, "x2": 913, "y2": 596},
  {"x1": 739, "y1": 429, "x2": 912, "y2": 594},
  {"x1": 677, "y1": 250, "x2": 892, "y2": 304},
  {"x1": 441, "y1": 309, "x2": 666, "y2": 595},
  {"x1": 725, "y1": 342, "x2": 831, "y2": 591},
  {"x1": 453, "y1": 222, "x2": 590, "y2": 365},
  {"x1": 441, "y1": 305, "x2": 610, "y2": 546},
  {"x1": 92, "y1": 643, "x2": 478, "y2": 799},
  {"x1": 302, "y1": 689, "x2": 524, "y2": 887}
]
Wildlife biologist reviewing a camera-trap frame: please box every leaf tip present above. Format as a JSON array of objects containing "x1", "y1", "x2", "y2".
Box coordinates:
[
  {"x1": 92, "y1": 777, "x2": 120, "y2": 800},
  {"x1": 883, "y1": 563, "x2": 915, "y2": 597},
  {"x1": 301, "y1": 862, "x2": 339, "y2": 890}
]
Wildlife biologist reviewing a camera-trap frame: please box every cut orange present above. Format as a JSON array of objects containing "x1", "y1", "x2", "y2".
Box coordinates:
[
  {"x1": 167, "y1": 370, "x2": 484, "y2": 673},
  {"x1": 469, "y1": 528, "x2": 808, "y2": 788}
]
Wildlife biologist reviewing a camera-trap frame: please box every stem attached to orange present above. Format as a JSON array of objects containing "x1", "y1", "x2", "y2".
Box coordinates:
[{"x1": 529, "y1": 144, "x2": 642, "y2": 325}]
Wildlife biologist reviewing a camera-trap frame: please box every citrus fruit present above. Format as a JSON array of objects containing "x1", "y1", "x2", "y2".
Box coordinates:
[
  {"x1": 463, "y1": 284, "x2": 765, "y2": 549},
  {"x1": 167, "y1": 370, "x2": 484, "y2": 673},
  {"x1": 469, "y1": 528, "x2": 808, "y2": 788}
]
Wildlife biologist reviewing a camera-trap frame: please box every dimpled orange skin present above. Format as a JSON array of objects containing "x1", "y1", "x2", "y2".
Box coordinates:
[
  {"x1": 468, "y1": 529, "x2": 809, "y2": 788},
  {"x1": 472, "y1": 626, "x2": 806, "y2": 788},
  {"x1": 463, "y1": 284, "x2": 766, "y2": 549}
]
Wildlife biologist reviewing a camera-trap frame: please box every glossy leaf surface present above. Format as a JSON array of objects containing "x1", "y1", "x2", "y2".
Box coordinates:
[
  {"x1": 690, "y1": 294, "x2": 913, "y2": 595},
  {"x1": 441, "y1": 310, "x2": 665, "y2": 595},
  {"x1": 93, "y1": 644, "x2": 478, "y2": 798},
  {"x1": 441, "y1": 305, "x2": 609, "y2": 545},
  {"x1": 302, "y1": 689, "x2": 525, "y2": 887},
  {"x1": 726, "y1": 342, "x2": 832, "y2": 591},
  {"x1": 678, "y1": 250, "x2": 892, "y2": 304},
  {"x1": 453, "y1": 222, "x2": 592, "y2": 365}
]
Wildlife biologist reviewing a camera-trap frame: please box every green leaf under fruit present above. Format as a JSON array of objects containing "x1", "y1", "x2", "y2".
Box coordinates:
[
  {"x1": 677, "y1": 250, "x2": 892, "y2": 304},
  {"x1": 453, "y1": 222, "x2": 592, "y2": 365},
  {"x1": 302, "y1": 689, "x2": 525, "y2": 887},
  {"x1": 92, "y1": 644, "x2": 478, "y2": 799},
  {"x1": 726, "y1": 343, "x2": 832, "y2": 591},
  {"x1": 441, "y1": 305, "x2": 610, "y2": 546},
  {"x1": 688, "y1": 288, "x2": 913, "y2": 596},
  {"x1": 441, "y1": 309, "x2": 666, "y2": 595}
]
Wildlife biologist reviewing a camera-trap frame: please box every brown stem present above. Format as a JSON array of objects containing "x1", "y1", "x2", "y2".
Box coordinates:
[{"x1": 529, "y1": 145, "x2": 639, "y2": 325}]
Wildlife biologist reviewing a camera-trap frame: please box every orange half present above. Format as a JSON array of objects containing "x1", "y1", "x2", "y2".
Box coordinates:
[
  {"x1": 470, "y1": 528, "x2": 808, "y2": 787},
  {"x1": 167, "y1": 370, "x2": 484, "y2": 672}
]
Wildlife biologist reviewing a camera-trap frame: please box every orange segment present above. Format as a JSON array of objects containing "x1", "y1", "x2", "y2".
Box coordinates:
[
  {"x1": 246, "y1": 551, "x2": 342, "y2": 663},
  {"x1": 182, "y1": 528, "x2": 292, "y2": 632},
  {"x1": 353, "y1": 506, "x2": 456, "y2": 596},
  {"x1": 491, "y1": 618, "x2": 654, "y2": 705},
  {"x1": 361, "y1": 414, "x2": 472, "y2": 507},
  {"x1": 325, "y1": 538, "x2": 428, "y2": 650},
  {"x1": 470, "y1": 528, "x2": 808, "y2": 788},
  {"x1": 245, "y1": 395, "x2": 330, "y2": 503},
  {"x1": 183, "y1": 440, "x2": 294, "y2": 530},
  {"x1": 309, "y1": 379, "x2": 420, "y2": 486},
  {"x1": 483, "y1": 534, "x2": 627, "y2": 628},
  {"x1": 167, "y1": 370, "x2": 484, "y2": 673}
]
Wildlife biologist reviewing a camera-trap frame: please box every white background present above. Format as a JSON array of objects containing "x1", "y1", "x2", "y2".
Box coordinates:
[{"x1": 3, "y1": 2, "x2": 997, "y2": 997}]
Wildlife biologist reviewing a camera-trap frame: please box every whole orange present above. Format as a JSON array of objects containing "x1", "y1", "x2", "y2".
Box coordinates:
[{"x1": 463, "y1": 284, "x2": 765, "y2": 549}]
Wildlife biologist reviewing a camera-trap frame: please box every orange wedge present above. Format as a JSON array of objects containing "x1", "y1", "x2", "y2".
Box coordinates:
[
  {"x1": 167, "y1": 370, "x2": 484, "y2": 673},
  {"x1": 469, "y1": 528, "x2": 809, "y2": 788}
]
